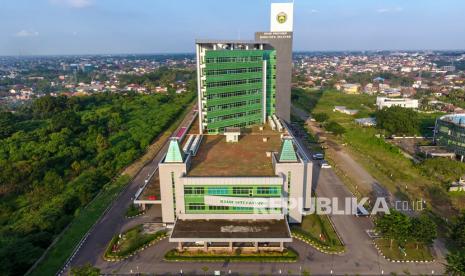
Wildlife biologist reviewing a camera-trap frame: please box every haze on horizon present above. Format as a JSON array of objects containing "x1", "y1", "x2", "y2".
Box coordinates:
[{"x1": 1, "y1": 0, "x2": 465, "y2": 56}]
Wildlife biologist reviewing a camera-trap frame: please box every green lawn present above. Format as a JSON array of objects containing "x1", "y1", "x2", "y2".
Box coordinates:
[
  {"x1": 291, "y1": 214, "x2": 344, "y2": 252},
  {"x1": 292, "y1": 88, "x2": 465, "y2": 214},
  {"x1": 375, "y1": 239, "x2": 434, "y2": 261},
  {"x1": 30, "y1": 175, "x2": 130, "y2": 276},
  {"x1": 104, "y1": 225, "x2": 166, "y2": 259}
]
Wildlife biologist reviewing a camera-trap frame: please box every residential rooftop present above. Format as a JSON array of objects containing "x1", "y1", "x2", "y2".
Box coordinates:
[{"x1": 186, "y1": 124, "x2": 283, "y2": 177}]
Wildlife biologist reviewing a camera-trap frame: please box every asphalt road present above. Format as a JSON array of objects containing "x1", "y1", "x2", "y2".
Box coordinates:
[{"x1": 68, "y1": 106, "x2": 198, "y2": 271}]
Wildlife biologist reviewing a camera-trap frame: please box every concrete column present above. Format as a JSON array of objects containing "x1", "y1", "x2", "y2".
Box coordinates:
[
  {"x1": 178, "y1": 242, "x2": 183, "y2": 251},
  {"x1": 279, "y1": 242, "x2": 284, "y2": 252},
  {"x1": 229, "y1": 241, "x2": 233, "y2": 252},
  {"x1": 203, "y1": 242, "x2": 208, "y2": 252},
  {"x1": 141, "y1": 203, "x2": 146, "y2": 210},
  {"x1": 254, "y1": 242, "x2": 259, "y2": 252}
]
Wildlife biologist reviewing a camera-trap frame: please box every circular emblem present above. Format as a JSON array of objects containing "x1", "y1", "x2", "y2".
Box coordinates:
[{"x1": 277, "y1": 12, "x2": 287, "y2": 24}]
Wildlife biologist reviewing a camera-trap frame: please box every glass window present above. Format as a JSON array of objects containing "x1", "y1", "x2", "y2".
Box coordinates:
[
  {"x1": 233, "y1": 187, "x2": 251, "y2": 195},
  {"x1": 207, "y1": 187, "x2": 228, "y2": 195}
]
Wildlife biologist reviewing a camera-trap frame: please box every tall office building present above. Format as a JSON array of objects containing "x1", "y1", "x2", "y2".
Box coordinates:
[
  {"x1": 196, "y1": 3, "x2": 294, "y2": 134},
  {"x1": 256, "y1": 2, "x2": 294, "y2": 123},
  {"x1": 196, "y1": 41, "x2": 277, "y2": 134}
]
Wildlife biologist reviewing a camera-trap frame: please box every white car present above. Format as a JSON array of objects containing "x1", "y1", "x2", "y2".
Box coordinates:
[{"x1": 320, "y1": 161, "x2": 331, "y2": 169}]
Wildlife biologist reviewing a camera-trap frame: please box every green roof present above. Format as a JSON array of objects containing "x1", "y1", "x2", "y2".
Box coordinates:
[
  {"x1": 165, "y1": 138, "x2": 184, "y2": 163},
  {"x1": 279, "y1": 138, "x2": 298, "y2": 162}
]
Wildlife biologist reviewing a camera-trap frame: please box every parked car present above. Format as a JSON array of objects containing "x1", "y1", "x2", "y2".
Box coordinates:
[
  {"x1": 320, "y1": 161, "x2": 331, "y2": 168},
  {"x1": 355, "y1": 206, "x2": 370, "y2": 217},
  {"x1": 312, "y1": 153, "x2": 324, "y2": 160}
]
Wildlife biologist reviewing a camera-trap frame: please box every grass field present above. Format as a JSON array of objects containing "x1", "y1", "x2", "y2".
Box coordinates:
[
  {"x1": 104, "y1": 225, "x2": 166, "y2": 259},
  {"x1": 291, "y1": 214, "x2": 344, "y2": 252},
  {"x1": 375, "y1": 239, "x2": 434, "y2": 261},
  {"x1": 292, "y1": 88, "x2": 465, "y2": 215}
]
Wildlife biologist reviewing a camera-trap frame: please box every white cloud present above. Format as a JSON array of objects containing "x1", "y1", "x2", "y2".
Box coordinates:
[
  {"x1": 50, "y1": 0, "x2": 93, "y2": 8},
  {"x1": 377, "y1": 7, "x2": 403, "y2": 13},
  {"x1": 15, "y1": 30, "x2": 39, "y2": 37},
  {"x1": 310, "y1": 9, "x2": 319, "y2": 14}
]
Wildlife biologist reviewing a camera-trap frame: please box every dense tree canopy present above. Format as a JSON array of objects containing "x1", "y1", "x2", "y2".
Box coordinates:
[
  {"x1": 375, "y1": 106, "x2": 420, "y2": 136},
  {"x1": 0, "y1": 90, "x2": 194, "y2": 275},
  {"x1": 376, "y1": 209, "x2": 411, "y2": 248},
  {"x1": 376, "y1": 210, "x2": 437, "y2": 249}
]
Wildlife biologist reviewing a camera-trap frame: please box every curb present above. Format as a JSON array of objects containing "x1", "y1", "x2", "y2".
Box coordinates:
[
  {"x1": 103, "y1": 235, "x2": 167, "y2": 262},
  {"x1": 373, "y1": 239, "x2": 435, "y2": 263},
  {"x1": 125, "y1": 211, "x2": 146, "y2": 219},
  {"x1": 291, "y1": 233, "x2": 345, "y2": 255}
]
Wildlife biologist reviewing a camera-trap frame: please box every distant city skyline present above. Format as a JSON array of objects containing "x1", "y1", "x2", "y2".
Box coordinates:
[{"x1": 1, "y1": 0, "x2": 465, "y2": 56}]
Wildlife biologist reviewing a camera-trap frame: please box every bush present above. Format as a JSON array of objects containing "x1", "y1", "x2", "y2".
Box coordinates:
[
  {"x1": 125, "y1": 204, "x2": 143, "y2": 218},
  {"x1": 313, "y1": 112, "x2": 329, "y2": 122},
  {"x1": 104, "y1": 225, "x2": 166, "y2": 259},
  {"x1": 325, "y1": 121, "x2": 346, "y2": 136},
  {"x1": 164, "y1": 248, "x2": 298, "y2": 262}
]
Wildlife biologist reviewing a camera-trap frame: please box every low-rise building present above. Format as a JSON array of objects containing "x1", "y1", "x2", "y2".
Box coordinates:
[
  {"x1": 341, "y1": 83, "x2": 361, "y2": 94},
  {"x1": 333, "y1": 106, "x2": 358, "y2": 115},
  {"x1": 376, "y1": 96, "x2": 419, "y2": 109}
]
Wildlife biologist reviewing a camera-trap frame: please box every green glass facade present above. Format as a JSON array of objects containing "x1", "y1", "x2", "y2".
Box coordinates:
[
  {"x1": 435, "y1": 115, "x2": 465, "y2": 156},
  {"x1": 184, "y1": 185, "x2": 282, "y2": 214},
  {"x1": 201, "y1": 49, "x2": 276, "y2": 134}
]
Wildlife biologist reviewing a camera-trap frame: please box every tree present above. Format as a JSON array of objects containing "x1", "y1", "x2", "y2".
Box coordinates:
[
  {"x1": 451, "y1": 211, "x2": 465, "y2": 249},
  {"x1": 96, "y1": 133, "x2": 108, "y2": 153},
  {"x1": 375, "y1": 209, "x2": 411, "y2": 248},
  {"x1": 313, "y1": 112, "x2": 329, "y2": 123},
  {"x1": 445, "y1": 251, "x2": 465, "y2": 275},
  {"x1": 0, "y1": 112, "x2": 15, "y2": 139},
  {"x1": 69, "y1": 263, "x2": 100, "y2": 276},
  {"x1": 409, "y1": 213, "x2": 437, "y2": 249},
  {"x1": 325, "y1": 121, "x2": 345, "y2": 136},
  {"x1": 375, "y1": 106, "x2": 419, "y2": 136}
]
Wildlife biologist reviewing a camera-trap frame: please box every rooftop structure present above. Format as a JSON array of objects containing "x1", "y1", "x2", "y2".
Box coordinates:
[
  {"x1": 355, "y1": 117, "x2": 377, "y2": 127},
  {"x1": 188, "y1": 125, "x2": 281, "y2": 177},
  {"x1": 376, "y1": 96, "x2": 419, "y2": 109},
  {"x1": 333, "y1": 106, "x2": 359, "y2": 115},
  {"x1": 170, "y1": 219, "x2": 292, "y2": 242}
]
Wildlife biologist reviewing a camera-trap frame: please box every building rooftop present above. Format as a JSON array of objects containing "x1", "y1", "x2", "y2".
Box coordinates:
[
  {"x1": 440, "y1": 114, "x2": 465, "y2": 126},
  {"x1": 195, "y1": 39, "x2": 270, "y2": 45},
  {"x1": 137, "y1": 174, "x2": 161, "y2": 201},
  {"x1": 170, "y1": 219, "x2": 291, "y2": 241},
  {"x1": 187, "y1": 125, "x2": 283, "y2": 177}
]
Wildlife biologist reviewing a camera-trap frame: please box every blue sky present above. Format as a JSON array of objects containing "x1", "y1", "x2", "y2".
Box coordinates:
[{"x1": 1, "y1": 0, "x2": 465, "y2": 55}]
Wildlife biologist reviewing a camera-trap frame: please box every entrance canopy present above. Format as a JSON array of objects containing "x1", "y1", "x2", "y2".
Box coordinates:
[{"x1": 169, "y1": 219, "x2": 292, "y2": 243}]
